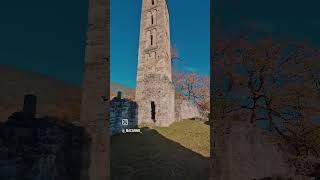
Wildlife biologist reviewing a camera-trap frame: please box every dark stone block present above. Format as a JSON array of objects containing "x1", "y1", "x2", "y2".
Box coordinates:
[
  {"x1": 117, "y1": 91, "x2": 122, "y2": 99},
  {"x1": 23, "y1": 94, "x2": 37, "y2": 119},
  {"x1": 0, "y1": 111, "x2": 90, "y2": 180}
]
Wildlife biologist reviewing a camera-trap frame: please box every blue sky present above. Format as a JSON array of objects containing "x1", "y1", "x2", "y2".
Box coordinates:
[
  {"x1": 111, "y1": 0, "x2": 210, "y2": 88},
  {"x1": 214, "y1": 0, "x2": 320, "y2": 46},
  {"x1": 1, "y1": 0, "x2": 317, "y2": 87},
  {"x1": 0, "y1": 0, "x2": 88, "y2": 86},
  {"x1": 0, "y1": 0, "x2": 209, "y2": 87}
]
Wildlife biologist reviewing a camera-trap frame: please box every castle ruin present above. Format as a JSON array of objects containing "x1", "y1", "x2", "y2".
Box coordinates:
[
  {"x1": 80, "y1": 0, "x2": 110, "y2": 179},
  {"x1": 135, "y1": 0, "x2": 175, "y2": 127}
]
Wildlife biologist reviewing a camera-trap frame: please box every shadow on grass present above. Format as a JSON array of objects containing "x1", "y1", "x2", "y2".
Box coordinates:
[{"x1": 111, "y1": 127, "x2": 209, "y2": 180}]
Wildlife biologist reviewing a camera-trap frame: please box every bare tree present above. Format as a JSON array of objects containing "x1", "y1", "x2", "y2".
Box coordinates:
[
  {"x1": 212, "y1": 37, "x2": 320, "y2": 157},
  {"x1": 173, "y1": 71, "x2": 210, "y2": 112}
]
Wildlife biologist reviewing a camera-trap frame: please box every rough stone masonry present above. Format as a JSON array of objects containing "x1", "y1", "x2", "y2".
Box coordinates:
[
  {"x1": 109, "y1": 92, "x2": 138, "y2": 135},
  {"x1": 79, "y1": 0, "x2": 110, "y2": 179},
  {"x1": 135, "y1": 0, "x2": 175, "y2": 127}
]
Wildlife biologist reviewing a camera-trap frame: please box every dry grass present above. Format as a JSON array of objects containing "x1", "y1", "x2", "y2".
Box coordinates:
[{"x1": 153, "y1": 119, "x2": 210, "y2": 157}]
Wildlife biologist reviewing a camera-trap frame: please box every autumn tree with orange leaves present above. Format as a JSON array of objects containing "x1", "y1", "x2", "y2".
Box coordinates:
[{"x1": 173, "y1": 72, "x2": 210, "y2": 113}]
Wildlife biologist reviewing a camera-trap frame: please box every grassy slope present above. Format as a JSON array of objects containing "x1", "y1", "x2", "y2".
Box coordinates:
[
  {"x1": 154, "y1": 119, "x2": 210, "y2": 157},
  {"x1": 111, "y1": 119, "x2": 210, "y2": 180}
]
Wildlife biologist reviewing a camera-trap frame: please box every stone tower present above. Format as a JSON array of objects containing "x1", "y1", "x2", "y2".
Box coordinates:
[
  {"x1": 135, "y1": 0, "x2": 175, "y2": 127},
  {"x1": 80, "y1": 0, "x2": 110, "y2": 179}
]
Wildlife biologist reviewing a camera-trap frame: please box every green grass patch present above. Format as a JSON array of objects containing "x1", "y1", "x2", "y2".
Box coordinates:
[{"x1": 153, "y1": 119, "x2": 210, "y2": 157}]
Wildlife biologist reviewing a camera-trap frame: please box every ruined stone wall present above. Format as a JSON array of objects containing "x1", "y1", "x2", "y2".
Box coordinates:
[
  {"x1": 225, "y1": 123, "x2": 290, "y2": 179},
  {"x1": 210, "y1": 121, "x2": 320, "y2": 180},
  {"x1": 209, "y1": 111, "x2": 319, "y2": 180},
  {"x1": 79, "y1": 0, "x2": 110, "y2": 179},
  {"x1": 175, "y1": 98, "x2": 203, "y2": 121},
  {"x1": 109, "y1": 95, "x2": 138, "y2": 135},
  {"x1": 0, "y1": 96, "x2": 90, "y2": 180},
  {"x1": 136, "y1": 0, "x2": 175, "y2": 127},
  {"x1": 110, "y1": 90, "x2": 202, "y2": 131}
]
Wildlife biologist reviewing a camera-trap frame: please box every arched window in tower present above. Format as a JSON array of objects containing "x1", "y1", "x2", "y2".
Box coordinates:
[
  {"x1": 151, "y1": 10, "x2": 157, "y2": 25},
  {"x1": 150, "y1": 35, "x2": 153, "y2": 46},
  {"x1": 146, "y1": 31, "x2": 151, "y2": 47},
  {"x1": 152, "y1": 0, "x2": 155, "y2": 5},
  {"x1": 151, "y1": 29, "x2": 157, "y2": 46},
  {"x1": 151, "y1": 101, "x2": 156, "y2": 121},
  {"x1": 151, "y1": 15, "x2": 154, "y2": 25}
]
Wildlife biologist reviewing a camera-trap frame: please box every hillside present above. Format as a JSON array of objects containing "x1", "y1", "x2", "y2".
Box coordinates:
[
  {"x1": 110, "y1": 82, "x2": 135, "y2": 99},
  {"x1": 0, "y1": 64, "x2": 134, "y2": 122}
]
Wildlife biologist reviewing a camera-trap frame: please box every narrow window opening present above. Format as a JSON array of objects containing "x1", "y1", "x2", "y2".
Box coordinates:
[
  {"x1": 151, "y1": 15, "x2": 154, "y2": 25},
  {"x1": 150, "y1": 35, "x2": 153, "y2": 46},
  {"x1": 152, "y1": 0, "x2": 154, "y2": 5},
  {"x1": 151, "y1": 101, "x2": 156, "y2": 121}
]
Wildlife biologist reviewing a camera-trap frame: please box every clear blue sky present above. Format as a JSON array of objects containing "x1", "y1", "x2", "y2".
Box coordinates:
[
  {"x1": 111, "y1": 0, "x2": 210, "y2": 88},
  {"x1": 0, "y1": 0, "x2": 88, "y2": 86},
  {"x1": 214, "y1": 0, "x2": 320, "y2": 46},
  {"x1": 0, "y1": 0, "x2": 319, "y2": 87}
]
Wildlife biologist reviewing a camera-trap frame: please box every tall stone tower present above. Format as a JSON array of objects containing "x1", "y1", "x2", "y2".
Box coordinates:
[
  {"x1": 135, "y1": 0, "x2": 175, "y2": 127},
  {"x1": 80, "y1": 0, "x2": 109, "y2": 179}
]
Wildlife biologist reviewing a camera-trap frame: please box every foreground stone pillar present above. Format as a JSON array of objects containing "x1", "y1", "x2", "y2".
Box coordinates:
[{"x1": 80, "y1": 0, "x2": 110, "y2": 179}]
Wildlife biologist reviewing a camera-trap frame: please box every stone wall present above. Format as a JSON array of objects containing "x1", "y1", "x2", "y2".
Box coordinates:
[
  {"x1": 0, "y1": 96, "x2": 89, "y2": 180},
  {"x1": 226, "y1": 123, "x2": 290, "y2": 179},
  {"x1": 109, "y1": 92, "x2": 138, "y2": 135},
  {"x1": 111, "y1": 90, "x2": 202, "y2": 132},
  {"x1": 79, "y1": 0, "x2": 110, "y2": 179},
  {"x1": 210, "y1": 121, "x2": 320, "y2": 180},
  {"x1": 175, "y1": 98, "x2": 203, "y2": 121},
  {"x1": 136, "y1": 74, "x2": 175, "y2": 127},
  {"x1": 136, "y1": 0, "x2": 172, "y2": 83},
  {"x1": 210, "y1": 120, "x2": 289, "y2": 180}
]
